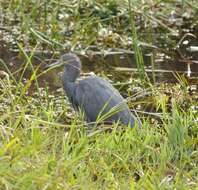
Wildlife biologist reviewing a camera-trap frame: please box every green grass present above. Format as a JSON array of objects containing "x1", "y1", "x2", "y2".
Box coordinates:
[{"x1": 0, "y1": 68, "x2": 197, "y2": 189}]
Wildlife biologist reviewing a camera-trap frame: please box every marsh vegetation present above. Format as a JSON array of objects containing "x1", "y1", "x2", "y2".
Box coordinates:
[{"x1": 0, "y1": 0, "x2": 198, "y2": 189}]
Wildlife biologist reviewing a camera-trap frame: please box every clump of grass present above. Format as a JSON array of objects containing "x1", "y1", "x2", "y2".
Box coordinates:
[
  {"x1": 128, "y1": 0, "x2": 148, "y2": 84},
  {"x1": 0, "y1": 64, "x2": 197, "y2": 189}
]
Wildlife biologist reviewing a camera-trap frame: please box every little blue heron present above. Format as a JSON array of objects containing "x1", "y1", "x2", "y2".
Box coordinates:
[{"x1": 47, "y1": 53, "x2": 139, "y2": 127}]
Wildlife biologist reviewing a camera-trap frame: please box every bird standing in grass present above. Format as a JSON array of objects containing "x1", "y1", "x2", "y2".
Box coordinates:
[{"x1": 47, "y1": 53, "x2": 139, "y2": 127}]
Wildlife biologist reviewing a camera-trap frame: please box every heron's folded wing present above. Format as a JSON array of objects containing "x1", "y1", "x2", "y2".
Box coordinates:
[{"x1": 75, "y1": 76, "x2": 128, "y2": 122}]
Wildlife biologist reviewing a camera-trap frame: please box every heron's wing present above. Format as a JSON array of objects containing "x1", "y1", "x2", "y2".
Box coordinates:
[{"x1": 75, "y1": 76, "x2": 134, "y2": 124}]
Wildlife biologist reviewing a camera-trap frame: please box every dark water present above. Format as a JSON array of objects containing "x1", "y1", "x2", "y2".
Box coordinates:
[{"x1": 0, "y1": 34, "x2": 198, "y2": 92}]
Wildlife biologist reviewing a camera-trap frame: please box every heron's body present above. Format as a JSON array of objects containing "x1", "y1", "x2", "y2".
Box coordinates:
[
  {"x1": 64, "y1": 75, "x2": 135, "y2": 126},
  {"x1": 49, "y1": 53, "x2": 138, "y2": 127}
]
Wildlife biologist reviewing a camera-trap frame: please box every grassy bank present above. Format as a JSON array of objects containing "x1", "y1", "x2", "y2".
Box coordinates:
[{"x1": 0, "y1": 71, "x2": 197, "y2": 189}]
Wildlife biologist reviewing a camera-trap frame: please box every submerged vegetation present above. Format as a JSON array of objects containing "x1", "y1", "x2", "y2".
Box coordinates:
[
  {"x1": 0, "y1": 0, "x2": 198, "y2": 189},
  {"x1": 1, "y1": 0, "x2": 198, "y2": 51}
]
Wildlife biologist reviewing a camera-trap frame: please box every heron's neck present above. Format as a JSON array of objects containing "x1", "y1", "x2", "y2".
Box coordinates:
[
  {"x1": 62, "y1": 74, "x2": 77, "y2": 100},
  {"x1": 64, "y1": 69, "x2": 80, "y2": 83}
]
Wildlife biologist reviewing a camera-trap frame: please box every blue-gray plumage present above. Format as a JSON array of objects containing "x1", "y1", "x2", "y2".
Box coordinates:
[{"x1": 49, "y1": 53, "x2": 139, "y2": 127}]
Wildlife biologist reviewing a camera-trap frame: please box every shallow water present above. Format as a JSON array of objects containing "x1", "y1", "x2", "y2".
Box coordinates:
[
  {"x1": 0, "y1": 48, "x2": 197, "y2": 88},
  {"x1": 0, "y1": 31, "x2": 198, "y2": 93}
]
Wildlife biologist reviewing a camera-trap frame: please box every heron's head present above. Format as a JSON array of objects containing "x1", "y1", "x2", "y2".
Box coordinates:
[
  {"x1": 61, "y1": 53, "x2": 82, "y2": 81},
  {"x1": 46, "y1": 53, "x2": 82, "y2": 82}
]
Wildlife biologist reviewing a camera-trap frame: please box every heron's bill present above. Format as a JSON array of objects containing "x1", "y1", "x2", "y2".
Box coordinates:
[{"x1": 44, "y1": 60, "x2": 64, "y2": 70}]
